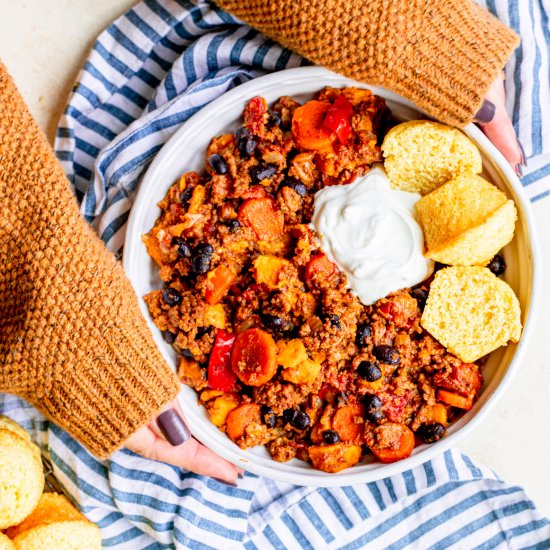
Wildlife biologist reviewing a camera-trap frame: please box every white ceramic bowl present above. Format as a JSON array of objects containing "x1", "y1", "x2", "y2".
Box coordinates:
[{"x1": 123, "y1": 67, "x2": 541, "y2": 487}]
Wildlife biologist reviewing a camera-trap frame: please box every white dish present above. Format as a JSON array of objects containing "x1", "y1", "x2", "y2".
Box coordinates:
[{"x1": 123, "y1": 66, "x2": 541, "y2": 487}]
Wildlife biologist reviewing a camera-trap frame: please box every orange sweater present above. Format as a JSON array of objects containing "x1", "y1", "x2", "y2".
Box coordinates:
[
  {"x1": 215, "y1": 0, "x2": 519, "y2": 127},
  {"x1": 0, "y1": 1, "x2": 517, "y2": 457}
]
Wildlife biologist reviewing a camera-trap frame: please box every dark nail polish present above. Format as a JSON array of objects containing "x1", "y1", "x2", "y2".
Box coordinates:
[
  {"x1": 157, "y1": 409, "x2": 191, "y2": 446},
  {"x1": 517, "y1": 138, "x2": 527, "y2": 166},
  {"x1": 474, "y1": 100, "x2": 496, "y2": 124},
  {"x1": 514, "y1": 163, "x2": 523, "y2": 178}
]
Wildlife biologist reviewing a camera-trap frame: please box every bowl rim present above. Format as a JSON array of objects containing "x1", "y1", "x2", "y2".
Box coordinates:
[{"x1": 123, "y1": 66, "x2": 542, "y2": 487}]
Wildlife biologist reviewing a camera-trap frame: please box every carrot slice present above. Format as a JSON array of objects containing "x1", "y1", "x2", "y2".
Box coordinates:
[
  {"x1": 437, "y1": 389, "x2": 474, "y2": 410},
  {"x1": 292, "y1": 100, "x2": 336, "y2": 153},
  {"x1": 238, "y1": 197, "x2": 283, "y2": 241},
  {"x1": 231, "y1": 328, "x2": 278, "y2": 386},
  {"x1": 225, "y1": 403, "x2": 262, "y2": 441},
  {"x1": 332, "y1": 403, "x2": 365, "y2": 443},
  {"x1": 304, "y1": 253, "x2": 338, "y2": 286},
  {"x1": 204, "y1": 264, "x2": 236, "y2": 305},
  {"x1": 309, "y1": 443, "x2": 362, "y2": 473},
  {"x1": 371, "y1": 423, "x2": 415, "y2": 464}
]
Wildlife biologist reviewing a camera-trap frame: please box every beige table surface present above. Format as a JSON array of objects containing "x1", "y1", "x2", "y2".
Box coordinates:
[{"x1": 1, "y1": 0, "x2": 549, "y2": 518}]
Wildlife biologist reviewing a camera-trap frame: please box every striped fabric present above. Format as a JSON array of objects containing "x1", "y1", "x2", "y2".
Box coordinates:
[{"x1": 1, "y1": 0, "x2": 549, "y2": 548}]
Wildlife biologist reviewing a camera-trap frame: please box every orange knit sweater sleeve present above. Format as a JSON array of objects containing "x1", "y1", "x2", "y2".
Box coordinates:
[
  {"x1": 214, "y1": 0, "x2": 519, "y2": 127},
  {"x1": 0, "y1": 62, "x2": 180, "y2": 458}
]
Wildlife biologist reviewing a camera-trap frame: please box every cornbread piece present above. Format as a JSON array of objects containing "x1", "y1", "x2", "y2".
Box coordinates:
[
  {"x1": 421, "y1": 267, "x2": 522, "y2": 363},
  {"x1": 6, "y1": 494, "x2": 101, "y2": 550},
  {"x1": 0, "y1": 417, "x2": 41, "y2": 461},
  {"x1": 0, "y1": 533, "x2": 15, "y2": 550},
  {"x1": 0, "y1": 430, "x2": 44, "y2": 529},
  {"x1": 416, "y1": 174, "x2": 517, "y2": 265},
  {"x1": 382, "y1": 121, "x2": 482, "y2": 194}
]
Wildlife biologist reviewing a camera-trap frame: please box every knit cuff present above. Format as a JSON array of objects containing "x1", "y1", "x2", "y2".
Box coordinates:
[
  {"x1": 376, "y1": 2, "x2": 519, "y2": 127},
  {"x1": 32, "y1": 322, "x2": 181, "y2": 458}
]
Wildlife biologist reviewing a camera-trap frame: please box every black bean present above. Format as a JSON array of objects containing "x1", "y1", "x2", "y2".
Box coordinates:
[
  {"x1": 268, "y1": 109, "x2": 282, "y2": 127},
  {"x1": 208, "y1": 153, "x2": 228, "y2": 175},
  {"x1": 373, "y1": 345, "x2": 400, "y2": 365},
  {"x1": 191, "y1": 243, "x2": 213, "y2": 274},
  {"x1": 164, "y1": 331, "x2": 177, "y2": 344},
  {"x1": 291, "y1": 411, "x2": 310, "y2": 430},
  {"x1": 416, "y1": 422, "x2": 447, "y2": 444},
  {"x1": 364, "y1": 394, "x2": 382, "y2": 411},
  {"x1": 327, "y1": 314, "x2": 341, "y2": 330},
  {"x1": 487, "y1": 254, "x2": 506, "y2": 276},
  {"x1": 162, "y1": 287, "x2": 182, "y2": 306},
  {"x1": 411, "y1": 287, "x2": 428, "y2": 310},
  {"x1": 282, "y1": 408, "x2": 298, "y2": 424},
  {"x1": 180, "y1": 186, "x2": 194, "y2": 204},
  {"x1": 226, "y1": 219, "x2": 241, "y2": 232},
  {"x1": 196, "y1": 326, "x2": 213, "y2": 338},
  {"x1": 355, "y1": 323, "x2": 372, "y2": 347},
  {"x1": 236, "y1": 126, "x2": 258, "y2": 158},
  {"x1": 172, "y1": 236, "x2": 191, "y2": 258},
  {"x1": 261, "y1": 405, "x2": 277, "y2": 428},
  {"x1": 357, "y1": 361, "x2": 382, "y2": 382},
  {"x1": 322, "y1": 430, "x2": 340, "y2": 444},
  {"x1": 249, "y1": 163, "x2": 277, "y2": 184},
  {"x1": 283, "y1": 178, "x2": 307, "y2": 197},
  {"x1": 365, "y1": 409, "x2": 384, "y2": 423},
  {"x1": 261, "y1": 313, "x2": 292, "y2": 332},
  {"x1": 182, "y1": 348, "x2": 195, "y2": 360}
]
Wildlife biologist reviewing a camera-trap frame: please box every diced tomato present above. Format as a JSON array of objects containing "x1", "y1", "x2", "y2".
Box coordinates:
[
  {"x1": 381, "y1": 392, "x2": 410, "y2": 423},
  {"x1": 243, "y1": 96, "x2": 269, "y2": 135},
  {"x1": 322, "y1": 95, "x2": 355, "y2": 144},
  {"x1": 434, "y1": 363, "x2": 483, "y2": 397},
  {"x1": 207, "y1": 330, "x2": 237, "y2": 392}
]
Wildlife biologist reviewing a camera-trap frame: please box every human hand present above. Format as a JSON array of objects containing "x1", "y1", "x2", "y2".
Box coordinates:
[
  {"x1": 125, "y1": 400, "x2": 242, "y2": 484},
  {"x1": 474, "y1": 76, "x2": 526, "y2": 177}
]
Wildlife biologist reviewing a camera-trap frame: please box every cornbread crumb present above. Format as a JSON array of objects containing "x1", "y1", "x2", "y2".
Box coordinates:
[
  {"x1": 421, "y1": 266, "x2": 522, "y2": 363},
  {"x1": 0, "y1": 533, "x2": 15, "y2": 550},
  {"x1": 382, "y1": 120, "x2": 482, "y2": 195},
  {"x1": 0, "y1": 429, "x2": 44, "y2": 529},
  {"x1": 416, "y1": 173, "x2": 517, "y2": 265},
  {"x1": 6, "y1": 494, "x2": 101, "y2": 550}
]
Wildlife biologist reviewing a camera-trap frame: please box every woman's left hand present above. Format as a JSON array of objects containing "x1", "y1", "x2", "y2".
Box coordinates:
[{"x1": 125, "y1": 400, "x2": 242, "y2": 484}]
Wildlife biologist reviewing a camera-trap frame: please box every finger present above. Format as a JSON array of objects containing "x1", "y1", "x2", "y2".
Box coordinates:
[{"x1": 476, "y1": 78, "x2": 525, "y2": 173}]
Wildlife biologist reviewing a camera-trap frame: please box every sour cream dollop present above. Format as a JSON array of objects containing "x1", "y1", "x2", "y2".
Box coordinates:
[{"x1": 311, "y1": 165, "x2": 433, "y2": 305}]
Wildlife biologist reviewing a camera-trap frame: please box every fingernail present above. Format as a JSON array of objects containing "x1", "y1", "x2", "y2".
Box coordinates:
[
  {"x1": 516, "y1": 137, "x2": 527, "y2": 166},
  {"x1": 514, "y1": 163, "x2": 523, "y2": 178},
  {"x1": 474, "y1": 100, "x2": 496, "y2": 124},
  {"x1": 157, "y1": 408, "x2": 191, "y2": 446}
]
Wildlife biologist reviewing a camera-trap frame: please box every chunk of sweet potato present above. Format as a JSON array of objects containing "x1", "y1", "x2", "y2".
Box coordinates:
[
  {"x1": 310, "y1": 404, "x2": 335, "y2": 444},
  {"x1": 238, "y1": 197, "x2": 283, "y2": 241},
  {"x1": 371, "y1": 423, "x2": 415, "y2": 464},
  {"x1": 178, "y1": 357, "x2": 207, "y2": 391},
  {"x1": 278, "y1": 339, "x2": 322, "y2": 385},
  {"x1": 225, "y1": 403, "x2": 262, "y2": 442},
  {"x1": 253, "y1": 255, "x2": 291, "y2": 289},
  {"x1": 309, "y1": 443, "x2": 362, "y2": 473},
  {"x1": 304, "y1": 253, "x2": 338, "y2": 287},
  {"x1": 437, "y1": 389, "x2": 474, "y2": 410},
  {"x1": 231, "y1": 328, "x2": 278, "y2": 386},
  {"x1": 205, "y1": 264, "x2": 236, "y2": 305},
  {"x1": 207, "y1": 394, "x2": 240, "y2": 427},
  {"x1": 332, "y1": 403, "x2": 365, "y2": 444},
  {"x1": 204, "y1": 304, "x2": 226, "y2": 329}
]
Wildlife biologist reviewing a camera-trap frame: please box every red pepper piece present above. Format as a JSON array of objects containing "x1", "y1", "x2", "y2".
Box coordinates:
[
  {"x1": 207, "y1": 329, "x2": 237, "y2": 392},
  {"x1": 322, "y1": 95, "x2": 354, "y2": 144}
]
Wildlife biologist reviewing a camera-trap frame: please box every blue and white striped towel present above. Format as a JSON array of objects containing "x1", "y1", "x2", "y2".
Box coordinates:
[{"x1": 2, "y1": 0, "x2": 550, "y2": 548}]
